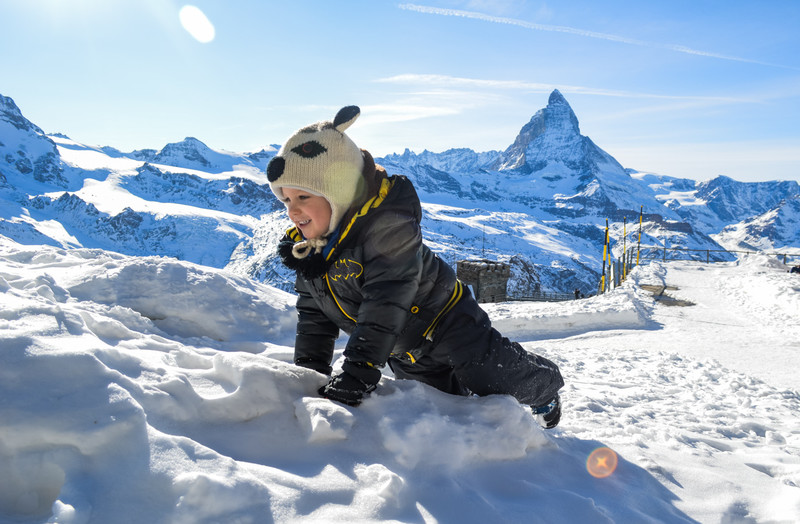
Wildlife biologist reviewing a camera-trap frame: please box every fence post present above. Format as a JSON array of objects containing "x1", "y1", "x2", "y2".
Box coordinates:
[
  {"x1": 637, "y1": 206, "x2": 642, "y2": 267},
  {"x1": 622, "y1": 217, "x2": 627, "y2": 280},
  {"x1": 599, "y1": 218, "x2": 609, "y2": 295}
]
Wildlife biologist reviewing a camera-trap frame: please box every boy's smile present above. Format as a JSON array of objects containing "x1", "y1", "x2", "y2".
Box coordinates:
[{"x1": 281, "y1": 187, "x2": 332, "y2": 240}]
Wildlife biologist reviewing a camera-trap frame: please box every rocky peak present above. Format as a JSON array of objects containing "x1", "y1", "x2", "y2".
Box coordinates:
[
  {"x1": 544, "y1": 89, "x2": 580, "y2": 135},
  {"x1": 0, "y1": 92, "x2": 66, "y2": 187},
  {"x1": 496, "y1": 89, "x2": 581, "y2": 172},
  {"x1": 1, "y1": 94, "x2": 46, "y2": 135},
  {"x1": 154, "y1": 137, "x2": 213, "y2": 168}
]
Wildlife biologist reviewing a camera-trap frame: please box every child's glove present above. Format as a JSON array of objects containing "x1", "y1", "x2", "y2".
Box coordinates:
[{"x1": 318, "y1": 360, "x2": 381, "y2": 406}]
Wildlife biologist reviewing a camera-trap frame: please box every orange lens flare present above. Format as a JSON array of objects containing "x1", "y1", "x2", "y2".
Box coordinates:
[{"x1": 587, "y1": 447, "x2": 618, "y2": 478}]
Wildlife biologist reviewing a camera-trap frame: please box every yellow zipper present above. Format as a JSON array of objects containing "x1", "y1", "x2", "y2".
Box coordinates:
[
  {"x1": 326, "y1": 177, "x2": 394, "y2": 262},
  {"x1": 325, "y1": 273, "x2": 356, "y2": 323},
  {"x1": 423, "y1": 280, "x2": 464, "y2": 340}
]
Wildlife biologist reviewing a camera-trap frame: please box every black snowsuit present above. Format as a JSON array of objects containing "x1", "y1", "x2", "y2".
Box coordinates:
[{"x1": 278, "y1": 175, "x2": 564, "y2": 407}]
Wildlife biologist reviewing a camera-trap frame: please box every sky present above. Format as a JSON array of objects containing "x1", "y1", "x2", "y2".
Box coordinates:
[{"x1": 1, "y1": 0, "x2": 799, "y2": 183}]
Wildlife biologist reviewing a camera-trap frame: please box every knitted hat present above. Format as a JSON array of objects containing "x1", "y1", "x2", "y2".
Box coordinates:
[{"x1": 267, "y1": 106, "x2": 365, "y2": 238}]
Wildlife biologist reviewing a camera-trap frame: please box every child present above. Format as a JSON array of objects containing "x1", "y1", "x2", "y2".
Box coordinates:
[{"x1": 267, "y1": 106, "x2": 564, "y2": 428}]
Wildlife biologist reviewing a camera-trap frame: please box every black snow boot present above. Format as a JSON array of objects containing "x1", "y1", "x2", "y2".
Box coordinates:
[{"x1": 533, "y1": 394, "x2": 561, "y2": 429}]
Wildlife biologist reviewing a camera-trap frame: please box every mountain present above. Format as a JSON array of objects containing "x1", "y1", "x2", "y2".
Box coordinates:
[
  {"x1": 382, "y1": 90, "x2": 671, "y2": 220},
  {"x1": 378, "y1": 91, "x2": 736, "y2": 291},
  {"x1": 129, "y1": 136, "x2": 277, "y2": 174},
  {"x1": 491, "y1": 89, "x2": 670, "y2": 218},
  {"x1": 0, "y1": 94, "x2": 68, "y2": 188},
  {"x1": 647, "y1": 174, "x2": 800, "y2": 234},
  {"x1": 1, "y1": 91, "x2": 798, "y2": 295},
  {"x1": 0, "y1": 98, "x2": 281, "y2": 266},
  {"x1": 714, "y1": 195, "x2": 800, "y2": 252},
  {"x1": 630, "y1": 169, "x2": 800, "y2": 254}
]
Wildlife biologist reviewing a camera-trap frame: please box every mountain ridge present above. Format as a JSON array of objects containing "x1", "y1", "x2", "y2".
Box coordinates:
[{"x1": 1, "y1": 91, "x2": 798, "y2": 295}]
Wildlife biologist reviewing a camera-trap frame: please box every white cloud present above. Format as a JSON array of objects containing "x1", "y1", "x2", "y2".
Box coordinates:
[
  {"x1": 398, "y1": 4, "x2": 799, "y2": 70},
  {"x1": 358, "y1": 103, "x2": 461, "y2": 125},
  {"x1": 375, "y1": 74, "x2": 756, "y2": 104}
]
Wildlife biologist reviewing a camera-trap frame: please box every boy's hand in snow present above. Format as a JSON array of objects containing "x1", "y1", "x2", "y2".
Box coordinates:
[{"x1": 318, "y1": 360, "x2": 381, "y2": 406}]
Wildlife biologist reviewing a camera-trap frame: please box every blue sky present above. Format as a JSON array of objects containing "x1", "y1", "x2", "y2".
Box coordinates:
[{"x1": 2, "y1": 0, "x2": 798, "y2": 182}]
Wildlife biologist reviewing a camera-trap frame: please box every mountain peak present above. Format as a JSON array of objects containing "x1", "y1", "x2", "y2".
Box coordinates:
[
  {"x1": 548, "y1": 89, "x2": 568, "y2": 106},
  {"x1": 153, "y1": 137, "x2": 214, "y2": 169},
  {"x1": 544, "y1": 89, "x2": 579, "y2": 134},
  {"x1": 1, "y1": 94, "x2": 45, "y2": 135},
  {"x1": 0, "y1": 92, "x2": 66, "y2": 186},
  {"x1": 496, "y1": 90, "x2": 582, "y2": 172}
]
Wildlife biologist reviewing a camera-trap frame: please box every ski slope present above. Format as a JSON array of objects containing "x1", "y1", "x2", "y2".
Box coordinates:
[{"x1": 0, "y1": 235, "x2": 798, "y2": 523}]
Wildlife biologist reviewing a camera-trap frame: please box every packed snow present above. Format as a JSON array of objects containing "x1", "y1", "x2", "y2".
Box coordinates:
[{"x1": 1, "y1": 235, "x2": 799, "y2": 523}]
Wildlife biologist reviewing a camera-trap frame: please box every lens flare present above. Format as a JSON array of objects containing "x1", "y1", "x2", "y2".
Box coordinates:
[
  {"x1": 587, "y1": 447, "x2": 618, "y2": 478},
  {"x1": 179, "y1": 5, "x2": 215, "y2": 43}
]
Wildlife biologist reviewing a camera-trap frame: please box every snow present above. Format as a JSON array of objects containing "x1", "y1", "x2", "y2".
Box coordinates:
[{"x1": 1, "y1": 234, "x2": 799, "y2": 523}]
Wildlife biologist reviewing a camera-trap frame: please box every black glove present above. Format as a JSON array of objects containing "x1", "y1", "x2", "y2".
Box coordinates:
[{"x1": 318, "y1": 360, "x2": 381, "y2": 406}]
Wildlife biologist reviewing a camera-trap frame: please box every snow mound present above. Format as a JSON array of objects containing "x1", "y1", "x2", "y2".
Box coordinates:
[
  {"x1": 0, "y1": 237, "x2": 297, "y2": 350},
  {"x1": 484, "y1": 278, "x2": 655, "y2": 341},
  {"x1": 2, "y1": 235, "x2": 799, "y2": 523}
]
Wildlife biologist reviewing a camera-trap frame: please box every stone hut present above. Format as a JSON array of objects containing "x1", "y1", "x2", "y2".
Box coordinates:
[{"x1": 456, "y1": 259, "x2": 511, "y2": 303}]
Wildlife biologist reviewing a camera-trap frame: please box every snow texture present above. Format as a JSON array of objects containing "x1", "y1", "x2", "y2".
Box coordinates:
[{"x1": 1, "y1": 234, "x2": 799, "y2": 523}]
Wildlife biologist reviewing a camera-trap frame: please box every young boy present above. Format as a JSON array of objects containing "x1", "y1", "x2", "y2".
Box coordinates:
[{"x1": 267, "y1": 106, "x2": 564, "y2": 428}]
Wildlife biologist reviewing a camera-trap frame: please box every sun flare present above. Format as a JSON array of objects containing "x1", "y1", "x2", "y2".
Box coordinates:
[{"x1": 179, "y1": 5, "x2": 215, "y2": 43}]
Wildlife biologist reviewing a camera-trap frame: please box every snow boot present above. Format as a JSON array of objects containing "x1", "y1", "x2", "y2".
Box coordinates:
[{"x1": 533, "y1": 394, "x2": 561, "y2": 429}]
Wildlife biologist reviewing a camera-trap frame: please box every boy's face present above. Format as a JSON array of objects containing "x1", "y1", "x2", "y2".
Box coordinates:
[{"x1": 281, "y1": 187, "x2": 332, "y2": 240}]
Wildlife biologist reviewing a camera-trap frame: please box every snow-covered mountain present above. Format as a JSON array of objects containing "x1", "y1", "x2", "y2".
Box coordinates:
[
  {"x1": 2, "y1": 91, "x2": 798, "y2": 295},
  {"x1": 491, "y1": 90, "x2": 667, "y2": 217},
  {"x1": 126, "y1": 136, "x2": 277, "y2": 174},
  {"x1": 0, "y1": 94, "x2": 68, "y2": 189},
  {"x1": 631, "y1": 170, "x2": 800, "y2": 251},
  {"x1": 1, "y1": 94, "x2": 283, "y2": 268},
  {"x1": 381, "y1": 90, "x2": 671, "y2": 219},
  {"x1": 377, "y1": 90, "x2": 763, "y2": 290},
  {"x1": 714, "y1": 195, "x2": 800, "y2": 252}
]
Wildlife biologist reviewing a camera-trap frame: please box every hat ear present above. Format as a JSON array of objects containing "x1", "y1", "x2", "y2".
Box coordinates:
[
  {"x1": 266, "y1": 156, "x2": 285, "y2": 182},
  {"x1": 333, "y1": 106, "x2": 360, "y2": 133}
]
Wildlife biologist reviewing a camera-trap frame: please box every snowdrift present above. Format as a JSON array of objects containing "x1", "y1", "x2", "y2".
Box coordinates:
[{"x1": 1, "y1": 235, "x2": 799, "y2": 523}]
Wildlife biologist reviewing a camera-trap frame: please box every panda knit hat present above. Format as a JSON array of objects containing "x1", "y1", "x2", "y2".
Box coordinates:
[{"x1": 267, "y1": 106, "x2": 365, "y2": 243}]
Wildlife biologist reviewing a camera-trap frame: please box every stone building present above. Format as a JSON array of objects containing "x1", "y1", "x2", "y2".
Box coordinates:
[{"x1": 456, "y1": 259, "x2": 511, "y2": 303}]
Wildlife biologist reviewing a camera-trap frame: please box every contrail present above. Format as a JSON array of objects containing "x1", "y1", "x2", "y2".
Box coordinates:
[
  {"x1": 399, "y1": 3, "x2": 798, "y2": 70},
  {"x1": 376, "y1": 74, "x2": 757, "y2": 104}
]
